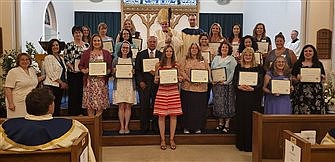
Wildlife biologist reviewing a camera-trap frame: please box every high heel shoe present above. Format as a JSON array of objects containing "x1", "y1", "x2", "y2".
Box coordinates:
[
  {"x1": 169, "y1": 139, "x2": 176, "y2": 150},
  {"x1": 160, "y1": 140, "x2": 167, "y2": 150}
]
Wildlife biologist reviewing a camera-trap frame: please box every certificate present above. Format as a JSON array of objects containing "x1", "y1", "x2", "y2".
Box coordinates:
[
  {"x1": 74, "y1": 59, "x2": 80, "y2": 72},
  {"x1": 284, "y1": 139, "x2": 301, "y2": 162},
  {"x1": 191, "y1": 69, "x2": 209, "y2": 83},
  {"x1": 103, "y1": 41, "x2": 113, "y2": 53},
  {"x1": 159, "y1": 69, "x2": 178, "y2": 84},
  {"x1": 211, "y1": 68, "x2": 227, "y2": 82},
  {"x1": 271, "y1": 80, "x2": 290, "y2": 94},
  {"x1": 208, "y1": 42, "x2": 221, "y2": 51},
  {"x1": 116, "y1": 64, "x2": 133, "y2": 78},
  {"x1": 254, "y1": 52, "x2": 261, "y2": 64},
  {"x1": 300, "y1": 68, "x2": 321, "y2": 82},
  {"x1": 257, "y1": 42, "x2": 269, "y2": 54},
  {"x1": 89, "y1": 62, "x2": 107, "y2": 76},
  {"x1": 238, "y1": 72, "x2": 258, "y2": 86},
  {"x1": 131, "y1": 48, "x2": 139, "y2": 59},
  {"x1": 201, "y1": 51, "x2": 211, "y2": 63},
  {"x1": 143, "y1": 58, "x2": 159, "y2": 72},
  {"x1": 118, "y1": 58, "x2": 132, "y2": 65},
  {"x1": 232, "y1": 43, "x2": 239, "y2": 53},
  {"x1": 133, "y1": 38, "x2": 143, "y2": 51}
]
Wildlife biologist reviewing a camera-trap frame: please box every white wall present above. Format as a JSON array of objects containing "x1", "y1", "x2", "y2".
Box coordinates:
[
  {"x1": 243, "y1": 0, "x2": 301, "y2": 49},
  {"x1": 73, "y1": 0, "x2": 120, "y2": 12},
  {"x1": 21, "y1": 0, "x2": 74, "y2": 53}
]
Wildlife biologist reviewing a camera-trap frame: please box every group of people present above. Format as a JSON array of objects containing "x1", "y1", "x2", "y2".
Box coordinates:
[{"x1": 4, "y1": 9, "x2": 326, "y2": 152}]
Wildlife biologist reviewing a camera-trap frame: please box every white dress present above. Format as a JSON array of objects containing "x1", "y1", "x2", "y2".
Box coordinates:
[
  {"x1": 112, "y1": 58, "x2": 136, "y2": 104},
  {"x1": 5, "y1": 67, "x2": 38, "y2": 118}
]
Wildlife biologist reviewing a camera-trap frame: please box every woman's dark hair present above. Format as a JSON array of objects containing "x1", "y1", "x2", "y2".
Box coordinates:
[
  {"x1": 16, "y1": 53, "x2": 32, "y2": 67},
  {"x1": 47, "y1": 39, "x2": 61, "y2": 54},
  {"x1": 119, "y1": 29, "x2": 133, "y2": 44},
  {"x1": 297, "y1": 44, "x2": 320, "y2": 64},
  {"x1": 117, "y1": 41, "x2": 133, "y2": 58},
  {"x1": 217, "y1": 40, "x2": 233, "y2": 56},
  {"x1": 89, "y1": 34, "x2": 103, "y2": 50},
  {"x1": 198, "y1": 32, "x2": 209, "y2": 46},
  {"x1": 238, "y1": 35, "x2": 258, "y2": 53},
  {"x1": 26, "y1": 88, "x2": 55, "y2": 116},
  {"x1": 228, "y1": 24, "x2": 242, "y2": 44},
  {"x1": 186, "y1": 43, "x2": 203, "y2": 61},
  {"x1": 275, "y1": 32, "x2": 285, "y2": 42},
  {"x1": 72, "y1": 25, "x2": 83, "y2": 35},
  {"x1": 160, "y1": 45, "x2": 176, "y2": 67}
]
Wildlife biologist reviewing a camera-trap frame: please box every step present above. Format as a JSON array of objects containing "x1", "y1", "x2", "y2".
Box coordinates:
[{"x1": 102, "y1": 132, "x2": 236, "y2": 146}]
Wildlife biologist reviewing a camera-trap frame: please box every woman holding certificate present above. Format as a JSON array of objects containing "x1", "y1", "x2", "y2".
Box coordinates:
[
  {"x1": 291, "y1": 44, "x2": 326, "y2": 114},
  {"x1": 153, "y1": 45, "x2": 182, "y2": 150},
  {"x1": 233, "y1": 47, "x2": 264, "y2": 152},
  {"x1": 252, "y1": 23, "x2": 272, "y2": 58},
  {"x1": 211, "y1": 40, "x2": 237, "y2": 133},
  {"x1": 79, "y1": 34, "x2": 112, "y2": 116},
  {"x1": 264, "y1": 32, "x2": 297, "y2": 71},
  {"x1": 112, "y1": 41, "x2": 136, "y2": 134},
  {"x1": 180, "y1": 43, "x2": 210, "y2": 134},
  {"x1": 263, "y1": 56, "x2": 292, "y2": 114},
  {"x1": 228, "y1": 24, "x2": 242, "y2": 60}
]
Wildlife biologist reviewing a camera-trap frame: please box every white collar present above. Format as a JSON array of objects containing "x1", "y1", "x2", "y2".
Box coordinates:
[{"x1": 25, "y1": 114, "x2": 53, "y2": 121}]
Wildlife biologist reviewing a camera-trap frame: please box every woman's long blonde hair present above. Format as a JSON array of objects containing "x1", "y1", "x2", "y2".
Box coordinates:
[{"x1": 240, "y1": 47, "x2": 257, "y2": 68}]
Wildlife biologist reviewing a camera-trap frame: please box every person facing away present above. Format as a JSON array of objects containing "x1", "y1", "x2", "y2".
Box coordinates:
[{"x1": 0, "y1": 87, "x2": 96, "y2": 162}]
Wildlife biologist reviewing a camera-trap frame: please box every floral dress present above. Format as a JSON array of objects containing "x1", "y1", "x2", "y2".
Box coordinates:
[
  {"x1": 82, "y1": 55, "x2": 110, "y2": 111},
  {"x1": 291, "y1": 61, "x2": 327, "y2": 114}
]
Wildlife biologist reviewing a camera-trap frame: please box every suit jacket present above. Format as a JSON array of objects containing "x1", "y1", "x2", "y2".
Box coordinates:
[
  {"x1": 43, "y1": 54, "x2": 67, "y2": 87},
  {"x1": 135, "y1": 49, "x2": 162, "y2": 87}
]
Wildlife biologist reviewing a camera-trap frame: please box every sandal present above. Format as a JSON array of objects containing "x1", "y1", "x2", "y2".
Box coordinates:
[
  {"x1": 160, "y1": 140, "x2": 167, "y2": 150},
  {"x1": 222, "y1": 127, "x2": 230, "y2": 134},
  {"x1": 216, "y1": 125, "x2": 223, "y2": 131},
  {"x1": 170, "y1": 139, "x2": 176, "y2": 150}
]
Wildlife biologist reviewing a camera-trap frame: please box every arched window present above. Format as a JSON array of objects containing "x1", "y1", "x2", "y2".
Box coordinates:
[{"x1": 44, "y1": 2, "x2": 57, "y2": 40}]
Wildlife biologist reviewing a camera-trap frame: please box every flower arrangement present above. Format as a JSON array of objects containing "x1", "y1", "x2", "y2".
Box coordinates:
[
  {"x1": 0, "y1": 49, "x2": 19, "y2": 79},
  {"x1": 323, "y1": 72, "x2": 335, "y2": 111}
]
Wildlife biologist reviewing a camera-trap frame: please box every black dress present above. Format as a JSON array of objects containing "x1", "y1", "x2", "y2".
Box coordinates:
[
  {"x1": 291, "y1": 61, "x2": 327, "y2": 114},
  {"x1": 233, "y1": 64, "x2": 264, "y2": 152}
]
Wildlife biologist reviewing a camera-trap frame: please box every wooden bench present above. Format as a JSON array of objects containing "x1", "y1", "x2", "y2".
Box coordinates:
[
  {"x1": 0, "y1": 114, "x2": 102, "y2": 162},
  {"x1": 283, "y1": 130, "x2": 335, "y2": 162},
  {"x1": 0, "y1": 132, "x2": 88, "y2": 162},
  {"x1": 252, "y1": 111, "x2": 335, "y2": 162}
]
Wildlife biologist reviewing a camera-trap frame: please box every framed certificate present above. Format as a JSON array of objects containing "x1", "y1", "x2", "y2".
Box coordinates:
[
  {"x1": 143, "y1": 58, "x2": 159, "y2": 72},
  {"x1": 89, "y1": 62, "x2": 107, "y2": 76},
  {"x1": 133, "y1": 38, "x2": 143, "y2": 51},
  {"x1": 238, "y1": 72, "x2": 258, "y2": 86},
  {"x1": 131, "y1": 48, "x2": 139, "y2": 59},
  {"x1": 254, "y1": 52, "x2": 261, "y2": 65},
  {"x1": 74, "y1": 59, "x2": 80, "y2": 72},
  {"x1": 201, "y1": 51, "x2": 210, "y2": 63},
  {"x1": 211, "y1": 68, "x2": 227, "y2": 82},
  {"x1": 103, "y1": 41, "x2": 114, "y2": 53},
  {"x1": 159, "y1": 69, "x2": 178, "y2": 84},
  {"x1": 232, "y1": 43, "x2": 239, "y2": 53},
  {"x1": 208, "y1": 42, "x2": 221, "y2": 51},
  {"x1": 191, "y1": 69, "x2": 209, "y2": 83},
  {"x1": 115, "y1": 64, "x2": 133, "y2": 78},
  {"x1": 257, "y1": 42, "x2": 269, "y2": 54},
  {"x1": 271, "y1": 80, "x2": 290, "y2": 94},
  {"x1": 300, "y1": 68, "x2": 321, "y2": 82}
]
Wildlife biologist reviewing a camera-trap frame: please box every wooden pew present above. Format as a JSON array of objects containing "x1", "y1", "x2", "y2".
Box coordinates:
[
  {"x1": 283, "y1": 130, "x2": 335, "y2": 162},
  {"x1": 0, "y1": 114, "x2": 102, "y2": 162},
  {"x1": 70, "y1": 114, "x2": 102, "y2": 162},
  {"x1": 0, "y1": 132, "x2": 88, "y2": 162},
  {"x1": 252, "y1": 111, "x2": 335, "y2": 162}
]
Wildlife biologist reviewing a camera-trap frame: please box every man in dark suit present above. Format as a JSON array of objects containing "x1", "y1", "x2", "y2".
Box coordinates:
[{"x1": 135, "y1": 36, "x2": 162, "y2": 134}]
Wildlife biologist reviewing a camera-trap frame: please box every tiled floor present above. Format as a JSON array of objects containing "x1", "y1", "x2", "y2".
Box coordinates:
[{"x1": 102, "y1": 145, "x2": 252, "y2": 162}]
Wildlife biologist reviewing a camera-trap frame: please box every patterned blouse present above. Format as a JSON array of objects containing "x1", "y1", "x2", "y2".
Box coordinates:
[
  {"x1": 64, "y1": 41, "x2": 89, "y2": 72},
  {"x1": 180, "y1": 58, "x2": 210, "y2": 92}
]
